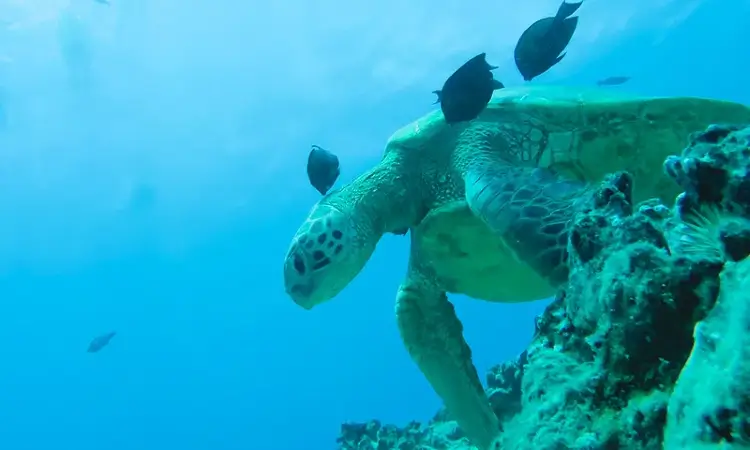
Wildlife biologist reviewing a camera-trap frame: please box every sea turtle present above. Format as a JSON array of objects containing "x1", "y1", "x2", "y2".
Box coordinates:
[{"x1": 282, "y1": 85, "x2": 750, "y2": 450}]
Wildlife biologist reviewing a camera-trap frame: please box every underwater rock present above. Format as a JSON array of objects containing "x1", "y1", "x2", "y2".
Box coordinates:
[
  {"x1": 335, "y1": 124, "x2": 750, "y2": 450},
  {"x1": 664, "y1": 257, "x2": 750, "y2": 448},
  {"x1": 336, "y1": 419, "x2": 468, "y2": 450},
  {"x1": 496, "y1": 168, "x2": 720, "y2": 449},
  {"x1": 662, "y1": 124, "x2": 750, "y2": 448},
  {"x1": 485, "y1": 350, "x2": 526, "y2": 426}
]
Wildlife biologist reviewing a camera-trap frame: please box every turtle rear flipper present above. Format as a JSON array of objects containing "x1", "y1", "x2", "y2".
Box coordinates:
[{"x1": 465, "y1": 163, "x2": 584, "y2": 285}]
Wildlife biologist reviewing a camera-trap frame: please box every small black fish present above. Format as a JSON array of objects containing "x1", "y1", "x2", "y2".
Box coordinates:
[
  {"x1": 514, "y1": 0, "x2": 583, "y2": 81},
  {"x1": 88, "y1": 331, "x2": 116, "y2": 353},
  {"x1": 432, "y1": 53, "x2": 504, "y2": 125},
  {"x1": 307, "y1": 145, "x2": 340, "y2": 195},
  {"x1": 596, "y1": 76, "x2": 631, "y2": 86}
]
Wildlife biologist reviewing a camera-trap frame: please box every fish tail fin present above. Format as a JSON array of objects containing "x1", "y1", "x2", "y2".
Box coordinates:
[
  {"x1": 556, "y1": 0, "x2": 582, "y2": 20},
  {"x1": 432, "y1": 90, "x2": 442, "y2": 104}
]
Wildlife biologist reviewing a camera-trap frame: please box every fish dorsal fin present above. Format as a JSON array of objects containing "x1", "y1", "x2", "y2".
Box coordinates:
[
  {"x1": 556, "y1": 0, "x2": 582, "y2": 20},
  {"x1": 465, "y1": 52, "x2": 487, "y2": 67}
]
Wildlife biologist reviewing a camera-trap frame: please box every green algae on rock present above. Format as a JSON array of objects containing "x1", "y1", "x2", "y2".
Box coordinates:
[
  {"x1": 335, "y1": 124, "x2": 750, "y2": 449},
  {"x1": 663, "y1": 124, "x2": 750, "y2": 448}
]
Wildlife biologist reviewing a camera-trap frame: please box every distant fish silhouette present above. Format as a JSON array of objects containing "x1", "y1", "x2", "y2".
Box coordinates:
[
  {"x1": 514, "y1": 0, "x2": 583, "y2": 81},
  {"x1": 307, "y1": 145, "x2": 340, "y2": 195},
  {"x1": 88, "y1": 331, "x2": 116, "y2": 353},
  {"x1": 128, "y1": 182, "x2": 157, "y2": 212},
  {"x1": 596, "y1": 76, "x2": 631, "y2": 86},
  {"x1": 94, "y1": 0, "x2": 111, "y2": 5},
  {"x1": 57, "y1": 10, "x2": 93, "y2": 90},
  {"x1": 433, "y1": 52, "x2": 504, "y2": 124}
]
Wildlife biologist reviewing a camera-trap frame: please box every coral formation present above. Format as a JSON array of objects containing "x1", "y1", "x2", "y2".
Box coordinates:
[{"x1": 335, "y1": 124, "x2": 750, "y2": 450}]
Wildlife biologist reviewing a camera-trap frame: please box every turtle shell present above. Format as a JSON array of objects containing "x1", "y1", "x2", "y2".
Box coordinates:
[{"x1": 404, "y1": 85, "x2": 750, "y2": 302}]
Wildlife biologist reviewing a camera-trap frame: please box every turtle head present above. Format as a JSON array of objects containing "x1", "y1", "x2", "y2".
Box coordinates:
[
  {"x1": 283, "y1": 199, "x2": 379, "y2": 309},
  {"x1": 284, "y1": 150, "x2": 419, "y2": 309}
]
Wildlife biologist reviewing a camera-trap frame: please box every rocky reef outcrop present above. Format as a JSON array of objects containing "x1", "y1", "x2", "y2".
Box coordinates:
[{"x1": 335, "y1": 124, "x2": 750, "y2": 450}]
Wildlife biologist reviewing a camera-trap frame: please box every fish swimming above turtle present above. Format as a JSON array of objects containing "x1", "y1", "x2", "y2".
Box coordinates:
[
  {"x1": 514, "y1": 0, "x2": 583, "y2": 81},
  {"x1": 307, "y1": 144, "x2": 340, "y2": 195},
  {"x1": 433, "y1": 52, "x2": 504, "y2": 124},
  {"x1": 283, "y1": 84, "x2": 750, "y2": 450}
]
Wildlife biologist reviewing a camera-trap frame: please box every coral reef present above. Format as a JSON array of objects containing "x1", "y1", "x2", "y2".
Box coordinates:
[{"x1": 335, "y1": 124, "x2": 750, "y2": 450}]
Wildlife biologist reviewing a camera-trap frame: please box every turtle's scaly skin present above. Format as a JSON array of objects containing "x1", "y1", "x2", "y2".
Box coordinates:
[{"x1": 283, "y1": 86, "x2": 750, "y2": 450}]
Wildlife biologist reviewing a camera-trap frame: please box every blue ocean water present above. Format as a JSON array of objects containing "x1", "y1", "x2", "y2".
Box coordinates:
[{"x1": 0, "y1": 0, "x2": 747, "y2": 449}]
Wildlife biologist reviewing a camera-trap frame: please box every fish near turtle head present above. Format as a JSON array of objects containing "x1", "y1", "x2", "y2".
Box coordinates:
[
  {"x1": 285, "y1": 179, "x2": 393, "y2": 309},
  {"x1": 285, "y1": 171, "x2": 393, "y2": 309},
  {"x1": 307, "y1": 145, "x2": 340, "y2": 195},
  {"x1": 285, "y1": 151, "x2": 416, "y2": 309}
]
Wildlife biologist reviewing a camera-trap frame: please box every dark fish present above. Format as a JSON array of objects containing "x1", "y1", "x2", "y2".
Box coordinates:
[
  {"x1": 432, "y1": 53, "x2": 504, "y2": 125},
  {"x1": 596, "y1": 76, "x2": 631, "y2": 86},
  {"x1": 88, "y1": 331, "x2": 116, "y2": 353},
  {"x1": 514, "y1": 1, "x2": 583, "y2": 81},
  {"x1": 307, "y1": 145, "x2": 340, "y2": 195}
]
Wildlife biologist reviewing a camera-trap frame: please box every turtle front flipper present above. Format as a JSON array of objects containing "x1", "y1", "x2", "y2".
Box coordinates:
[
  {"x1": 464, "y1": 163, "x2": 586, "y2": 286},
  {"x1": 397, "y1": 240, "x2": 500, "y2": 450}
]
